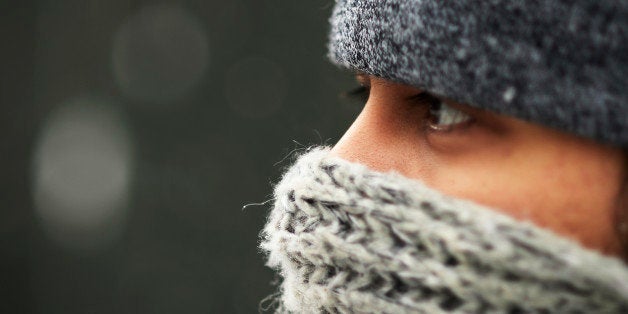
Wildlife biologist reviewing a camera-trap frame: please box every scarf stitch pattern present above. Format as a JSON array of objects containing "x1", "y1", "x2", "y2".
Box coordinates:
[{"x1": 260, "y1": 147, "x2": 628, "y2": 313}]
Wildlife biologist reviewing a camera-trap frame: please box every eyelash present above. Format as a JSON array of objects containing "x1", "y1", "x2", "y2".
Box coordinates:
[
  {"x1": 345, "y1": 85, "x2": 474, "y2": 132},
  {"x1": 345, "y1": 85, "x2": 370, "y2": 104}
]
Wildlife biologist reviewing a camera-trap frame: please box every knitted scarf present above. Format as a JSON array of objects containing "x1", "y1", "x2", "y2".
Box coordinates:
[{"x1": 260, "y1": 147, "x2": 628, "y2": 313}]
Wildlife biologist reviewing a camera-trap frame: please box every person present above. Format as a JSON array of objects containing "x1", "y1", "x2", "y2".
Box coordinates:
[{"x1": 260, "y1": 0, "x2": 628, "y2": 313}]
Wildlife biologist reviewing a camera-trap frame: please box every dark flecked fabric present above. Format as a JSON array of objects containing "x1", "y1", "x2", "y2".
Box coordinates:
[{"x1": 328, "y1": 0, "x2": 628, "y2": 146}]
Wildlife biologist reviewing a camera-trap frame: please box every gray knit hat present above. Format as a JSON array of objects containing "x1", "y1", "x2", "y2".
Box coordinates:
[{"x1": 328, "y1": 0, "x2": 628, "y2": 146}]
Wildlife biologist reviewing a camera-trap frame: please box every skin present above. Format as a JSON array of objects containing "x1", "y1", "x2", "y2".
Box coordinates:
[{"x1": 331, "y1": 75, "x2": 627, "y2": 259}]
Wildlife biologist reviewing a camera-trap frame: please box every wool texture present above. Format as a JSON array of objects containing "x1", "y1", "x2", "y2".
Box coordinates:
[
  {"x1": 328, "y1": 0, "x2": 628, "y2": 147},
  {"x1": 260, "y1": 147, "x2": 628, "y2": 313}
]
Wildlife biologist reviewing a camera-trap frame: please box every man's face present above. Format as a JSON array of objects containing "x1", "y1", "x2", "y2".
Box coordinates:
[{"x1": 331, "y1": 75, "x2": 626, "y2": 258}]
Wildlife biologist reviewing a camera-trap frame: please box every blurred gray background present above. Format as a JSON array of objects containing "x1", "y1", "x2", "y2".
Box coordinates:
[{"x1": 1, "y1": 1, "x2": 361, "y2": 313}]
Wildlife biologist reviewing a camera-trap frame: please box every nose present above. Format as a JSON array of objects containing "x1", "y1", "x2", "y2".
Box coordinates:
[{"x1": 330, "y1": 100, "x2": 420, "y2": 175}]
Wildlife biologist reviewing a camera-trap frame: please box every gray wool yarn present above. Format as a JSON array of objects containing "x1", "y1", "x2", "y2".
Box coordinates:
[
  {"x1": 328, "y1": 0, "x2": 628, "y2": 147},
  {"x1": 260, "y1": 147, "x2": 628, "y2": 313}
]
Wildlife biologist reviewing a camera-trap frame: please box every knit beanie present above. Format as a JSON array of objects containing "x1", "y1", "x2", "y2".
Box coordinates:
[{"x1": 328, "y1": 0, "x2": 627, "y2": 146}]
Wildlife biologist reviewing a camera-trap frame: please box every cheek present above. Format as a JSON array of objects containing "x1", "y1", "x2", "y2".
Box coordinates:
[{"x1": 422, "y1": 142, "x2": 624, "y2": 257}]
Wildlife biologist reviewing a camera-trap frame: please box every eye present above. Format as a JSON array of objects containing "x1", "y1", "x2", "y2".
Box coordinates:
[
  {"x1": 426, "y1": 97, "x2": 473, "y2": 131},
  {"x1": 344, "y1": 85, "x2": 370, "y2": 104},
  {"x1": 343, "y1": 73, "x2": 371, "y2": 104}
]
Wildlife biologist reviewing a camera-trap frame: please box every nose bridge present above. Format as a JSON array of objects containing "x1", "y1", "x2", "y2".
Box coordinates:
[{"x1": 330, "y1": 104, "x2": 412, "y2": 174}]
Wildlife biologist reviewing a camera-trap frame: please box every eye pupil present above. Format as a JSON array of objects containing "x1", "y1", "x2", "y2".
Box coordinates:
[{"x1": 429, "y1": 100, "x2": 443, "y2": 124}]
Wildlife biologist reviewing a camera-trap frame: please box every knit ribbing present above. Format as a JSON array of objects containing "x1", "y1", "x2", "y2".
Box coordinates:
[
  {"x1": 260, "y1": 147, "x2": 628, "y2": 313},
  {"x1": 328, "y1": 0, "x2": 628, "y2": 147}
]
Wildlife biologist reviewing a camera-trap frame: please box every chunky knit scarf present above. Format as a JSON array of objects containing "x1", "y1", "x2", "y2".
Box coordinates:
[{"x1": 260, "y1": 147, "x2": 628, "y2": 313}]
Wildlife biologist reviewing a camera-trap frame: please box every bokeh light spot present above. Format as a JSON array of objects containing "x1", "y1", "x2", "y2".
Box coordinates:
[
  {"x1": 112, "y1": 4, "x2": 209, "y2": 104},
  {"x1": 32, "y1": 97, "x2": 134, "y2": 250},
  {"x1": 225, "y1": 56, "x2": 287, "y2": 119}
]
